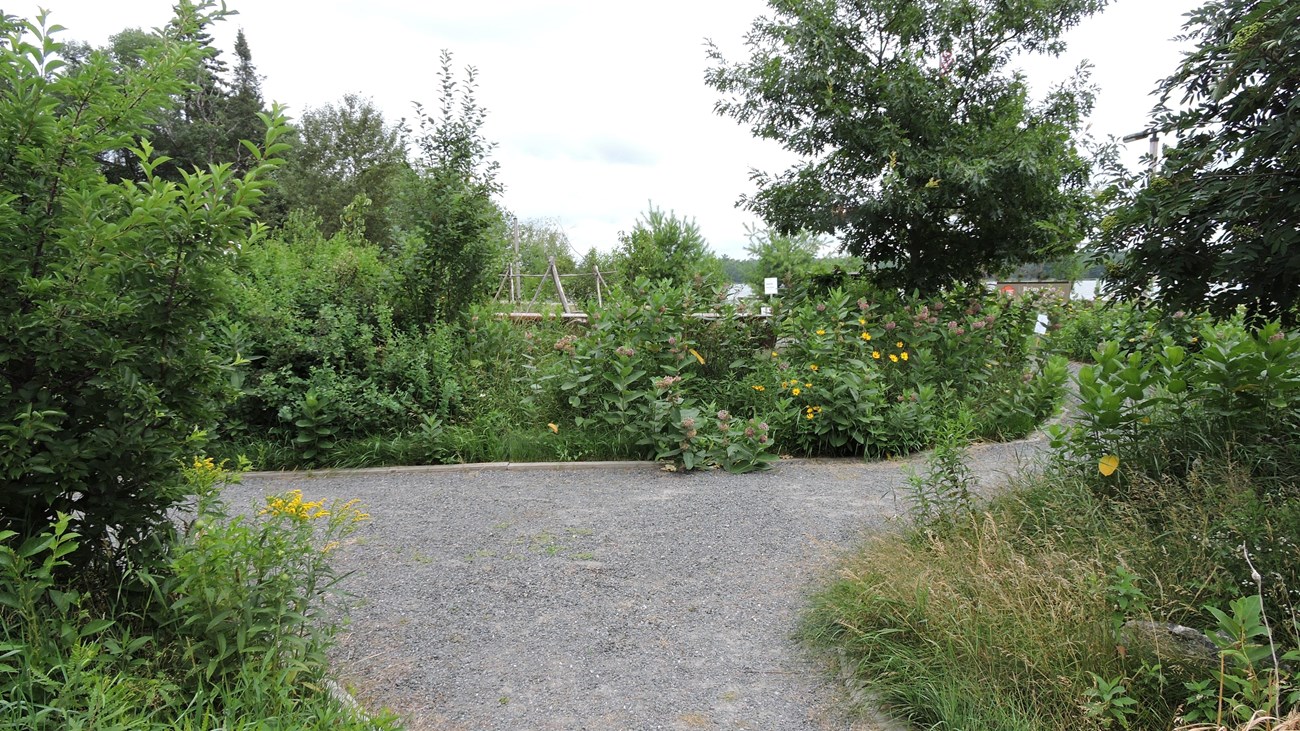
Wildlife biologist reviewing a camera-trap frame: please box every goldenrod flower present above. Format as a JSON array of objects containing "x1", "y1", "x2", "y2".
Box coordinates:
[{"x1": 261, "y1": 489, "x2": 328, "y2": 521}]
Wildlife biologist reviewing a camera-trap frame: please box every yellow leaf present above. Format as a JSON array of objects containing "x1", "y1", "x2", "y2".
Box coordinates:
[
  {"x1": 1099, "y1": 455, "x2": 1120, "y2": 477},
  {"x1": 547, "y1": 423, "x2": 558, "y2": 433},
  {"x1": 689, "y1": 348, "x2": 705, "y2": 365}
]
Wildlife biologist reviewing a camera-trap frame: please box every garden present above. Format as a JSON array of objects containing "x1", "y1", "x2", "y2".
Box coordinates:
[{"x1": 3, "y1": 0, "x2": 1298, "y2": 728}]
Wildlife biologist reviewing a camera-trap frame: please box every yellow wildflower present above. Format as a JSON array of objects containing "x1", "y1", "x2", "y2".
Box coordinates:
[
  {"x1": 901, "y1": 351, "x2": 909, "y2": 361},
  {"x1": 816, "y1": 329, "x2": 826, "y2": 336},
  {"x1": 858, "y1": 318, "x2": 866, "y2": 325},
  {"x1": 872, "y1": 351, "x2": 881, "y2": 359},
  {"x1": 809, "y1": 363, "x2": 819, "y2": 372},
  {"x1": 261, "y1": 489, "x2": 328, "y2": 521},
  {"x1": 752, "y1": 384, "x2": 765, "y2": 392},
  {"x1": 1099, "y1": 455, "x2": 1120, "y2": 477},
  {"x1": 861, "y1": 332, "x2": 871, "y2": 341},
  {"x1": 791, "y1": 387, "x2": 801, "y2": 396},
  {"x1": 805, "y1": 382, "x2": 812, "y2": 388},
  {"x1": 771, "y1": 351, "x2": 779, "y2": 358},
  {"x1": 896, "y1": 341, "x2": 904, "y2": 349},
  {"x1": 889, "y1": 354, "x2": 899, "y2": 363}
]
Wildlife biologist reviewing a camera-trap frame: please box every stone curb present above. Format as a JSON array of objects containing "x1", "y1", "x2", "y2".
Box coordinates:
[{"x1": 243, "y1": 459, "x2": 661, "y2": 480}]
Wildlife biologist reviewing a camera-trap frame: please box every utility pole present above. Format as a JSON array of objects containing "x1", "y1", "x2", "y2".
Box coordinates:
[{"x1": 1122, "y1": 128, "x2": 1161, "y2": 172}]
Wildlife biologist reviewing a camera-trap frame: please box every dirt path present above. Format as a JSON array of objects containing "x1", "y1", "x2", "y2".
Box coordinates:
[{"x1": 229, "y1": 430, "x2": 1054, "y2": 731}]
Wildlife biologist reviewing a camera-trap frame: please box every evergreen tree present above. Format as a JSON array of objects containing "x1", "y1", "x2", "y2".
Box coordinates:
[{"x1": 225, "y1": 28, "x2": 265, "y2": 173}]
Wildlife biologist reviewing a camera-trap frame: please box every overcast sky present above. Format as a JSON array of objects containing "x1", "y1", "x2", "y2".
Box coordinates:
[{"x1": 19, "y1": 0, "x2": 1202, "y2": 259}]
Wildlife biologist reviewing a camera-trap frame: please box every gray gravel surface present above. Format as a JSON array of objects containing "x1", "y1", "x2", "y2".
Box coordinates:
[{"x1": 225, "y1": 431, "x2": 1057, "y2": 731}]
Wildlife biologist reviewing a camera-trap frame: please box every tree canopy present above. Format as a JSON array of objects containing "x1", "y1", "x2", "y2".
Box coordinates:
[
  {"x1": 1097, "y1": 0, "x2": 1300, "y2": 324},
  {"x1": 707, "y1": 0, "x2": 1106, "y2": 294}
]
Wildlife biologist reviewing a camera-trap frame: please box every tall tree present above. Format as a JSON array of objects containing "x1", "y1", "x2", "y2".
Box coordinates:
[
  {"x1": 149, "y1": 0, "x2": 230, "y2": 178},
  {"x1": 224, "y1": 28, "x2": 265, "y2": 173},
  {"x1": 1097, "y1": 0, "x2": 1300, "y2": 324},
  {"x1": 268, "y1": 94, "x2": 409, "y2": 247},
  {"x1": 707, "y1": 0, "x2": 1106, "y2": 294},
  {"x1": 395, "y1": 51, "x2": 506, "y2": 326},
  {"x1": 101, "y1": 16, "x2": 266, "y2": 182}
]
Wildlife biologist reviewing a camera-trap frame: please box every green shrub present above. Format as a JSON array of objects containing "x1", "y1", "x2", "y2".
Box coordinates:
[
  {"x1": 1051, "y1": 320, "x2": 1300, "y2": 492},
  {"x1": 0, "y1": 459, "x2": 395, "y2": 730},
  {"x1": 0, "y1": 6, "x2": 288, "y2": 560}
]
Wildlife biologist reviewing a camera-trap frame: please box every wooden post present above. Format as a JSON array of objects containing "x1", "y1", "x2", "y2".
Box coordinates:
[
  {"x1": 511, "y1": 219, "x2": 522, "y2": 302},
  {"x1": 548, "y1": 256, "x2": 573, "y2": 314}
]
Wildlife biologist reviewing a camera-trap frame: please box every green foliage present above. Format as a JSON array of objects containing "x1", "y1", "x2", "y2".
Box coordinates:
[
  {"x1": 1083, "y1": 673, "x2": 1139, "y2": 729},
  {"x1": 712, "y1": 411, "x2": 778, "y2": 474},
  {"x1": 1050, "y1": 319, "x2": 1300, "y2": 492},
  {"x1": 742, "y1": 225, "x2": 823, "y2": 295},
  {"x1": 810, "y1": 305, "x2": 1300, "y2": 730},
  {"x1": 1096, "y1": 0, "x2": 1300, "y2": 325},
  {"x1": 612, "y1": 203, "x2": 725, "y2": 290},
  {"x1": 1183, "y1": 593, "x2": 1300, "y2": 726},
  {"x1": 216, "y1": 218, "x2": 461, "y2": 465},
  {"x1": 101, "y1": 10, "x2": 269, "y2": 182},
  {"x1": 268, "y1": 94, "x2": 410, "y2": 249},
  {"x1": 707, "y1": 0, "x2": 1104, "y2": 293},
  {"x1": 906, "y1": 409, "x2": 978, "y2": 531},
  {"x1": 718, "y1": 254, "x2": 758, "y2": 286},
  {"x1": 0, "y1": 6, "x2": 288, "y2": 556},
  {"x1": 0, "y1": 462, "x2": 396, "y2": 730},
  {"x1": 395, "y1": 51, "x2": 505, "y2": 326}
]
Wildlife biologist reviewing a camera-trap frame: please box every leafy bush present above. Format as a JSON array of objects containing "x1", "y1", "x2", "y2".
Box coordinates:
[
  {"x1": 811, "y1": 313, "x2": 1300, "y2": 730},
  {"x1": 0, "y1": 6, "x2": 288, "y2": 559},
  {"x1": 0, "y1": 459, "x2": 395, "y2": 730},
  {"x1": 218, "y1": 217, "x2": 461, "y2": 458},
  {"x1": 1051, "y1": 319, "x2": 1300, "y2": 492}
]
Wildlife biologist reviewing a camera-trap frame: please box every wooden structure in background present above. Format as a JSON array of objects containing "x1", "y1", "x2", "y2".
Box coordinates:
[{"x1": 493, "y1": 256, "x2": 609, "y2": 316}]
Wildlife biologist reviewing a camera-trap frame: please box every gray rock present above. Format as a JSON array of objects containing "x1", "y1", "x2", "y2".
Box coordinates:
[{"x1": 1122, "y1": 620, "x2": 1219, "y2": 664}]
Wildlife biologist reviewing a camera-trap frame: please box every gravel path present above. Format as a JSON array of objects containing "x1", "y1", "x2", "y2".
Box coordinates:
[{"x1": 227, "y1": 428, "x2": 1059, "y2": 731}]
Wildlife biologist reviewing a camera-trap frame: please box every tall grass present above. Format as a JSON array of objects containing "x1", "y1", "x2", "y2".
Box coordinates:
[{"x1": 807, "y1": 460, "x2": 1300, "y2": 731}]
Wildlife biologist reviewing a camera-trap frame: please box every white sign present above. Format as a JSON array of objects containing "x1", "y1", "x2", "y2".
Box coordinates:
[{"x1": 763, "y1": 277, "x2": 779, "y2": 295}]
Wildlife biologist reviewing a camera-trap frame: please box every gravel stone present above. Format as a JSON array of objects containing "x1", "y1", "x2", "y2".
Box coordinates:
[{"x1": 223, "y1": 429, "x2": 1055, "y2": 731}]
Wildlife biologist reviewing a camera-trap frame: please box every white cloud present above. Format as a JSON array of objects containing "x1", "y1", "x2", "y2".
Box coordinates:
[{"x1": 20, "y1": 0, "x2": 1201, "y2": 258}]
